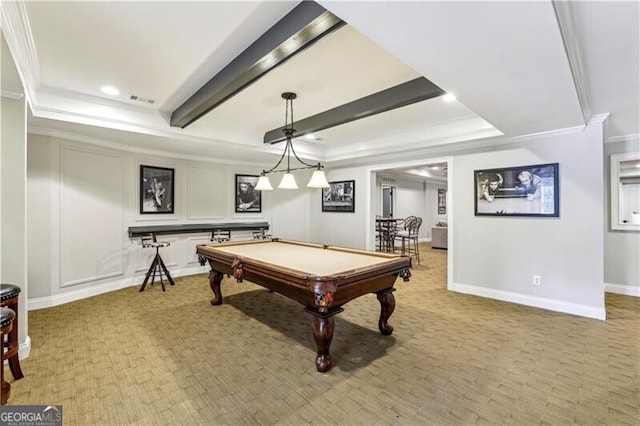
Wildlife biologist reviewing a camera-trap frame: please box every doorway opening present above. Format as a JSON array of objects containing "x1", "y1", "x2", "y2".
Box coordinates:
[{"x1": 381, "y1": 185, "x2": 396, "y2": 217}]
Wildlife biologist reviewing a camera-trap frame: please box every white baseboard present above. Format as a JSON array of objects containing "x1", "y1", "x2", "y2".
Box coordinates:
[
  {"x1": 28, "y1": 265, "x2": 208, "y2": 311},
  {"x1": 20, "y1": 336, "x2": 31, "y2": 360},
  {"x1": 451, "y1": 282, "x2": 607, "y2": 320},
  {"x1": 605, "y1": 282, "x2": 640, "y2": 297}
]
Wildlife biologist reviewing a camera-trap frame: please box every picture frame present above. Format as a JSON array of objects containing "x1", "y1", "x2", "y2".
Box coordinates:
[
  {"x1": 140, "y1": 165, "x2": 174, "y2": 214},
  {"x1": 235, "y1": 174, "x2": 262, "y2": 213},
  {"x1": 438, "y1": 188, "x2": 447, "y2": 214},
  {"x1": 474, "y1": 163, "x2": 559, "y2": 217},
  {"x1": 322, "y1": 180, "x2": 355, "y2": 213}
]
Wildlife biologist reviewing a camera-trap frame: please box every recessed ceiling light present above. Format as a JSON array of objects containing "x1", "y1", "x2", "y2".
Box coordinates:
[
  {"x1": 305, "y1": 134, "x2": 316, "y2": 140},
  {"x1": 442, "y1": 93, "x2": 456, "y2": 102},
  {"x1": 101, "y1": 86, "x2": 119, "y2": 96}
]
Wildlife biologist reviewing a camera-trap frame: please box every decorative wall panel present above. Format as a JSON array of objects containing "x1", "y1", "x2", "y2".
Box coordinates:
[
  {"x1": 60, "y1": 147, "x2": 124, "y2": 286},
  {"x1": 187, "y1": 166, "x2": 226, "y2": 219}
]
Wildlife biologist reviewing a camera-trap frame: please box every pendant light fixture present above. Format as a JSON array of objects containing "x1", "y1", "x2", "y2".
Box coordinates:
[{"x1": 255, "y1": 92, "x2": 329, "y2": 191}]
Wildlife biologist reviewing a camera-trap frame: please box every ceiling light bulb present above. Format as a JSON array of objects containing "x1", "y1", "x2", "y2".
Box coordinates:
[
  {"x1": 442, "y1": 93, "x2": 456, "y2": 102},
  {"x1": 101, "y1": 86, "x2": 119, "y2": 96}
]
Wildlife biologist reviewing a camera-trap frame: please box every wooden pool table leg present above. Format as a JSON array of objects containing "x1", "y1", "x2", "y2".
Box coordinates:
[
  {"x1": 311, "y1": 315, "x2": 334, "y2": 373},
  {"x1": 208, "y1": 270, "x2": 224, "y2": 306},
  {"x1": 376, "y1": 288, "x2": 396, "y2": 335}
]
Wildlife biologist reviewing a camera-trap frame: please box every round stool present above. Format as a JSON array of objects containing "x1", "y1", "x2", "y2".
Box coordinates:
[
  {"x1": 0, "y1": 284, "x2": 24, "y2": 380},
  {"x1": 1, "y1": 307, "x2": 16, "y2": 405}
]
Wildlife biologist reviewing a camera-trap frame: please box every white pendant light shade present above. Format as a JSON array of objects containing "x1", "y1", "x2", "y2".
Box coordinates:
[
  {"x1": 307, "y1": 169, "x2": 330, "y2": 188},
  {"x1": 278, "y1": 173, "x2": 298, "y2": 189},
  {"x1": 255, "y1": 175, "x2": 273, "y2": 191}
]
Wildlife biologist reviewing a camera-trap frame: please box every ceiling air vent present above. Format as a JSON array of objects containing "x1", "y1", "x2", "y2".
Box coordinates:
[{"x1": 129, "y1": 94, "x2": 155, "y2": 104}]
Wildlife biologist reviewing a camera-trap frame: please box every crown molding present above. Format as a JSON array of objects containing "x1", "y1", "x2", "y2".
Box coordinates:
[
  {"x1": 1, "y1": 88, "x2": 24, "y2": 99},
  {"x1": 0, "y1": 1, "x2": 40, "y2": 104},
  {"x1": 605, "y1": 134, "x2": 640, "y2": 144},
  {"x1": 553, "y1": 0, "x2": 592, "y2": 124},
  {"x1": 27, "y1": 126, "x2": 274, "y2": 168}
]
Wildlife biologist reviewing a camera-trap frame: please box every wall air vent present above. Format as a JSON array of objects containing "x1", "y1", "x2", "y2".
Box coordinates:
[
  {"x1": 129, "y1": 95, "x2": 155, "y2": 104},
  {"x1": 381, "y1": 176, "x2": 397, "y2": 183}
]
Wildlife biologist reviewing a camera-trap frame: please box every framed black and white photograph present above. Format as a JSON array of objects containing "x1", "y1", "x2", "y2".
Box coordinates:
[
  {"x1": 438, "y1": 188, "x2": 447, "y2": 214},
  {"x1": 140, "y1": 165, "x2": 174, "y2": 214},
  {"x1": 474, "y1": 163, "x2": 559, "y2": 217},
  {"x1": 322, "y1": 180, "x2": 355, "y2": 213},
  {"x1": 235, "y1": 174, "x2": 262, "y2": 213}
]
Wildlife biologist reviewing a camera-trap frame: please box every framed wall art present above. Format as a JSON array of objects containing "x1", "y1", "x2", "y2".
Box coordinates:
[
  {"x1": 235, "y1": 174, "x2": 262, "y2": 213},
  {"x1": 474, "y1": 163, "x2": 559, "y2": 217},
  {"x1": 322, "y1": 180, "x2": 355, "y2": 213},
  {"x1": 140, "y1": 165, "x2": 174, "y2": 214},
  {"x1": 438, "y1": 188, "x2": 447, "y2": 214}
]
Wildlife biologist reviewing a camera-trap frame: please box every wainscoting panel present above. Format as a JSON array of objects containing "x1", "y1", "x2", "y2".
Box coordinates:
[
  {"x1": 187, "y1": 165, "x2": 226, "y2": 219},
  {"x1": 186, "y1": 235, "x2": 212, "y2": 264},
  {"x1": 60, "y1": 147, "x2": 124, "y2": 287}
]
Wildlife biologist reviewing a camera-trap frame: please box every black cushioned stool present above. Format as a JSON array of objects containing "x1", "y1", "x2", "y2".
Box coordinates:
[
  {"x1": 139, "y1": 235, "x2": 175, "y2": 292},
  {"x1": 1, "y1": 307, "x2": 16, "y2": 405},
  {"x1": 0, "y1": 284, "x2": 24, "y2": 381}
]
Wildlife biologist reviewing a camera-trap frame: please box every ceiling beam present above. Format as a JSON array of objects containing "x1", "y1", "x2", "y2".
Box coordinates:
[
  {"x1": 263, "y1": 77, "x2": 445, "y2": 144},
  {"x1": 170, "y1": 1, "x2": 345, "y2": 129}
]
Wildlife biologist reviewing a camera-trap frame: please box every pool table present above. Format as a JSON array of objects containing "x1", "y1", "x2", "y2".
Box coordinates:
[{"x1": 196, "y1": 238, "x2": 412, "y2": 372}]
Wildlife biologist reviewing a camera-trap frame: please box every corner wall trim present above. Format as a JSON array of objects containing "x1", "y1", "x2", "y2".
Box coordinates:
[{"x1": 452, "y1": 282, "x2": 607, "y2": 320}]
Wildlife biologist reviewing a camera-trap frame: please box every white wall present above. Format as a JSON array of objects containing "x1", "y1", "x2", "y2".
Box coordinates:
[
  {"x1": 604, "y1": 138, "x2": 640, "y2": 296},
  {"x1": 316, "y1": 167, "x2": 368, "y2": 249},
  {"x1": 26, "y1": 133, "x2": 314, "y2": 308},
  {"x1": 453, "y1": 118, "x2": 606, "y2": 319},
  {"x1": 1, "y1": 33, "x2": 29, "y2": 357},
  {"x1": 425, "y1": 181, "x2": 448, "y2": 239},
  {"x1": 393, "y1": 177, "x2": 426, "y2": 239},
  {"x1": 372, "y1": 173, "x2": 440, "y2": 242},
  {"x1": 314, "y1": 119, "x2": 607, "y2": 319}
]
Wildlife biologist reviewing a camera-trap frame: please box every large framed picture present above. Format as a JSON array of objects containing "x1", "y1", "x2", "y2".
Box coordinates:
[
  {"x1": 140, "y1": 165, "x2": 174, "y2": 214},
  {"x1": 474, "y1": 163, "x2": 559, "y2": 217},
  {"x1": 235, "y1": 174, "x2": 261, "y2": 213},
  {"x1": 322, "y1": 180, "x2": 355, "y2": 213}
]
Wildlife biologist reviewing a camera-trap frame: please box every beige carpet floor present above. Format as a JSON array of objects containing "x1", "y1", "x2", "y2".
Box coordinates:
[{"x1": 4, "y1": 244, "x2": 639, "y2": 425}]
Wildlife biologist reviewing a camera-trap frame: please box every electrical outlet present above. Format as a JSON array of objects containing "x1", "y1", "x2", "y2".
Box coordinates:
[{"x1": 533, "y1": 275, "x2": 541, "y2": 286}]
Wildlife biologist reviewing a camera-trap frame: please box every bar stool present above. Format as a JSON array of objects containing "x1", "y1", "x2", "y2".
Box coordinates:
[
  {"x1": 0, "y1": 284, "x2": 24, "y2": 380},
  {"x1": 139, "y1": 234, "x2": 175, "y2": 292},
  {"x1": 211, "y1": 229, "x2": 231, "y2": 243},
  {"x1": 1, "y1": 307, "x2": 16, "y2": 405},
  {"x1": 252, "y1": 230, "x2": 271, "y2": 240}
]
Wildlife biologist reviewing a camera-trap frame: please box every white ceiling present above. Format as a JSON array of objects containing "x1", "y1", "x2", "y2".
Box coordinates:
[{"x1": 1, "y1": 1, "x2": 638, "y2": 172}]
